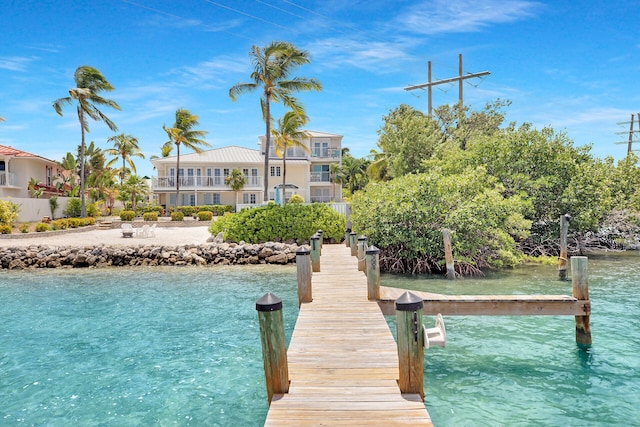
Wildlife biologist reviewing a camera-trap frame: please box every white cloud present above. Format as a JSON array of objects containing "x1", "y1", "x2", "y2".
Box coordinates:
[
  {"x1": 0, "y1": 56, "x2": 37, "y2": 72},
  {"x1": 397, "y1": 0, "x2": 541, "y2": 35}
]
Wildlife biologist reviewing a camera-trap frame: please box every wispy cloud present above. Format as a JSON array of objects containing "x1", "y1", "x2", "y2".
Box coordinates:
[
  {"x1": 0, "y1": 56, "x2": 37, "y2": 72},
  {"x1": 397, "y1": 0, "x2": 541, "y2": 35},
  {"x1": 171, "y1": 57, "x2": 247, "y2": 88}
]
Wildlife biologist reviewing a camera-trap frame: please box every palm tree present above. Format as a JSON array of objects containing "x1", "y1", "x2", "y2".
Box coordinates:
[
  {"x1": 340, "y1": 155, "x2": 369, "y2": 196},
  {"x1": 229, "y1": 41, "x2": 322, "y2": 202},
  {"x1": 225, "y1": 168, "x2": 247, "y2": 210},
  {"x1": 119, "y1": 175, "x2": 149, "y2": 212},
  {"x1": 162, "y1": 108, "x2": 209, "y2": 207},
  {"x1": 53, "y1": 65, "x2": 120, "y2": 217},
  {"x1": 329, "y1": 162, "x2": 342, "y2": 201},
  {"x1": 106, "y1": 133, "x2": 145, "y2": 183},
  {"x1": 271, "y1": 111, "x2": 309, "y2": 205}
]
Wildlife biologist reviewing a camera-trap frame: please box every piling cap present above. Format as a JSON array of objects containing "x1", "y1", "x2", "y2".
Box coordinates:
[
  {"x1": 317, "y1": 229, "x2": 323, "y2": 234},
  {"x1": 296, "y1": 247, "x2": 310, "y2": 255},
  {"x1": 311, "y1": 234, "x2": 319, "y2": 241},
  {"x1": 366, "y1": 246, "x2": 380, "y2": 255},
  {"x1": 346, "y1": 228, "x2": 352, "y2": 233},
  {"x1": 357, "y1": 236, "x2": 367, "y2": 241},
  {"x1": 256, "y1": 292, "x2": 283, "y2": 312},
  {"x1": 395, "y1": 291, "x2": 424, "y2": 311},
  {"x1": 349, "y1": 231, "x2": 356, "y2": 236}
]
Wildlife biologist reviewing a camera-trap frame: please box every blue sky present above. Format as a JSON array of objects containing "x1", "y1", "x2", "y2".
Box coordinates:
[{"x1": 1, "y1": 0, "x2": 639, "y2": 177}]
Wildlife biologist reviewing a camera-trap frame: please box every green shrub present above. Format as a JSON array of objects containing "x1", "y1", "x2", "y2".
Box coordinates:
[
  {"x1": 86, "y1": 203, "x2": 100, "y2": 218},
  {"x1": 197, "y1": 205, "x2": 233, "y2": 216},
  {"x1": 288, "y1": 194, "x2": 304, "y2": 204},
  {"x1": 171, "y1": 211, "x2": 184, "y2": 221},
  {"x1": 69, "y1": 218, "x2": 81, "y2": 228},
  {"x1": 120, "y1": 210, "x2": 136, "y2": 221},
  {"x1": 0, "y1": 224, "x2": 12, "y2": 234},
  {"x1": 177, "y1": 206, "x2": 197, "y2": 216},
  {"x1": 143, "y1": 212, "x2": 159, "y2": 221},
  {"x1": 82, "y1": 217, "x2": 96, "y2": 226},
  {"x1": 0, "y1": 200, "x2": 19, "y2": 225},
  {"x1": 51, "y1": 219, "x2": 69, "y2": 230},
  {"x1": 197, "y1": 211, "x2": 213, "y2": 221},
  {"x1": 63, "y1": 198, "x2": 82, "y2": 218},
  {"x1": 209, "y1": 203, "x2": 345, "y2": 243},
  {"x1": 19, "y1": 223, "x2": 30, "y2": 233},
  {"x1": 35, "y1": 222, "x2": 50, "y2": 232}
]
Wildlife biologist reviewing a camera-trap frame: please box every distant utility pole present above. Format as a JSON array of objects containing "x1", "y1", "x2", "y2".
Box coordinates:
[
  {"x1": 404, "y1": 54, "x2": 490, "y2": 116},
  {"x1": 615, "y1": 113, "x2": 640, "y2": 154}
]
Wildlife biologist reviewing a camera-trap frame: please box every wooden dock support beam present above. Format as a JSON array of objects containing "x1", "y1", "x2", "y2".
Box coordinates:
[
  {"x1": 310, "y1": 234, "x2": 321, "y2": 272},
  {"x1": 442, "y1": 229, "x2": 455, "y2": 279},
  {"x1": 256, "y1": 293, "x2": 289, "y2": 405},
  {"x1": 316, "y1": 229, "x2": 323, "y2": 254},
  {"x1": 344, "y1": 228, "x2": 351, "y2": 247},
  {"x1": 571, "y1": 256, "x2": 592, "y2": 345},
  {"x1": 296, "y1": 248, "x2": 312, "y2": 305},
  {"x1": 349, "y1": 231, "x2": 357, "y2": 256},
  {"x1": 558, "y1": 214, "x2": 570, "y2": 280},
  {"x1": 366, "y1": 246, "x2": 380, "y2": 300},
  {"x1": 357, "y1": 236, "x2": 367, "y2": 271},
  {"x1": 396, "y1": 292, "x2": 425, "y2": 400}
]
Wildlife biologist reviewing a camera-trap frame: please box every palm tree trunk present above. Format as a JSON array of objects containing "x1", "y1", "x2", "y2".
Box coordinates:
[
  {"x1": 282, "y1": 150, "x2": 287, "y2": 206},
  {"x1": 121, "y1": 155, "x2": 126, "y2": 184},
  {"x1": 263, "y1": 94, "x2": 271, "y2": 203},
  {"x1": 77, "y1": 106, "x2": 87, "y2": 218},
  {"x1": 176, "y1": 143, "x2": 181, "y2": 208}
]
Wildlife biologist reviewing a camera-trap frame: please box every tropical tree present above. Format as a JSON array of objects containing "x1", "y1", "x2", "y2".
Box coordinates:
[
  {"x1": 229, "y1": 41, "x2": 322, "y2": 202},
  {"x1": 339, "y1": 153, "x2": 369, "y2": 197},
  {"x1": 271, "y1": 111, "x2": 309, "y2": 204},
  {"x1": 106, "y1": 133, "x2": 145, "y2": 183},
  {"x1": 162, "y1": 108, "x2": 209, "y2": 207},
  {"x1": 53, "y1": 65, "x2": 120, "y2": 217},
  {"x1": 118, "y1": 175, "x2": 149, "y2": 212},
  {"x1": 225, "y1": 168, "x2": 247, "y2": 210}
]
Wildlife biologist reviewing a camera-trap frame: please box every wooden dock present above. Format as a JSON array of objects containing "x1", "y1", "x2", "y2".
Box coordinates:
[{"x1": 264, "y1": 244, "x2": 433, "y2": 426}]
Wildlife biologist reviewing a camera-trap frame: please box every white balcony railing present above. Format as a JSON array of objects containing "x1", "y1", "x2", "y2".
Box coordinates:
[
  {"x1": 310, "y1": 171, "x2": 331, "y2": 182},
  {"x1": 0, "y1": 172, "x2": 17, "y2": 187},
  {"x1": 152, "y1": 175, "x2": 262, "y2": 190}
]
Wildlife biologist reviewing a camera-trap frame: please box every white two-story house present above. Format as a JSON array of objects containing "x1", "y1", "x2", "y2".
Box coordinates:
[
  {"x1": 0, "y1": 145, "x2": 63, "y2": 198},
  {"x1": 150, "y1": 131, "x2": 343, "y2": 210}
]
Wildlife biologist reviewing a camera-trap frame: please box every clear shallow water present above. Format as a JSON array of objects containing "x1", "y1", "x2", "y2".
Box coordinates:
[
  {"x1": 383, "y1": 253, "x2": 640, "y2": 426},
  {"x1": 0, "y1": 266, "x2": 299, "y2": 426},
  {"x1": 1, "y1": 254, "x2": 639, "y2": 426}
]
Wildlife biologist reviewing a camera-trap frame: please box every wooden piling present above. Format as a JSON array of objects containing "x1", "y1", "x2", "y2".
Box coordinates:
[
  {"x1": 571, "y1": 256, "x2": 592, "y2": 345},
  {"x1": 395, "y1": 292, "x2": 425, "y2": 400},
  {"x1": 442, "y1": 229, "x2": 455, "y2": 279},
  {"x1": 310, "y1": 234, "x2": 320, "y2": 272},
  {"x1": 559, "y1": 214, "x2": 570, "y2": 280},
  {"x1": 317, "y1": 229, "x2": 323, "y2": 254},
  {"x1": 349, "y1": 231, "x2": 357, "y2": 256},
  {"x1": 357, "y1": 236, "x2": 367, "y2": 271},
  {"x1": 344, "y1": 228, "x2": 352, "y2": 247},
  {"x1": 256, "y1": 293, "x2": 289, "y2": 405},
  {"x1": 296, "y1": 248, "x2": 312, "y2": 305},
  {"x1": 366, "y1": 246, "x2": 380, "y2": 300}
]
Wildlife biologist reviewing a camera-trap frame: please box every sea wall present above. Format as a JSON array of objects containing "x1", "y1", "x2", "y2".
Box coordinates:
[{"x1": 0, "y1": 241, "x2": 300, "y2": 269}]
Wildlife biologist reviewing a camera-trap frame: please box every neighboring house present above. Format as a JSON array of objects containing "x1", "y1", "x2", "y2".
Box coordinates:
[
  {"x1": 150, "y1": 131, "x2": 343, "y2": 209},
  {"x1": 0, "y1": 145, "x2": 63, "y2": 198}
]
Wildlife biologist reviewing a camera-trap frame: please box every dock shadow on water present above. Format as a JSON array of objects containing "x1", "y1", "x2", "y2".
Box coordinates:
[
  {"x1": 383, "y1": 253, "x2": 640, "y2": 426},
  {"x1": 0, "y1": 265, "x2": 299, "y2": 426}
]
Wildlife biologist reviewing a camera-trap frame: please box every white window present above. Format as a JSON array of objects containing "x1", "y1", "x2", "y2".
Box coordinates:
[
  {"x1": 270, "y1": 166, "x2": 281, "y2": 177},
  {"x1": 243, "y1": 193, "x2": 257, "y2": 204},
  {"x1": 213, "y1": 193, "x2": 221, "y2": 205}
]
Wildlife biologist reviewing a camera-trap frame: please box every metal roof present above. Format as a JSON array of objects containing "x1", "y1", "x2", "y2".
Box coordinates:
[{"x1": 152, "y1": 145, "x2": 263, "y2": 166}]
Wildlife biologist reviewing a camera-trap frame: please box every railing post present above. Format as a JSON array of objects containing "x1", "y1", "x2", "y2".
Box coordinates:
[
  {"x1": 559, "y1": 214, "x2": 570, "y2": 280},
  {"x1": 317, "y1": 229, "x2": 323, "y2": 254},
  {"x1": 366, "y1": 246, "x2": 380, "y2": 300},
  {"x1": 571, "y1": 256, "x2": 592, "y2": 345},
  {"x1": 395, "y1": 291, "x2": 424, "y2": 400},
  {"x1": 256, "y1": 293, "x2": 289, "y2": 405},
  {"x1": 349, "y1": 232, "x2": 357, "y2": 256},
  {"x1": 442, "y1": 228, "x2": 455, "y2": 279},
  {"x1": 310, "y1": 234, "x2": 321, "y2": 272},
  {"x1": 344, "y1": 228, "x2": 352, "y2": 247},
  {"x1": 296, "y1": 248, "x2": 312, "y2": 305},
  {"x1": 357, "y1": 236, "x2": 368, "y2": 271}
]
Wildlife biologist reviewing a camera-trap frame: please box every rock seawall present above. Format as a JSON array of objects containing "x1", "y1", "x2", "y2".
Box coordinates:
[{"x1": 0, "y1": 242, "x2": 300, "y2": 269}]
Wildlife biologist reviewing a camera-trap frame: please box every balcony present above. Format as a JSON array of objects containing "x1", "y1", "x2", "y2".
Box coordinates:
[
  {"x1": 152, "y1": 175, "x2": 262, "y2": 191},
  {"x1": 0, "y1": 172, "x2": 17, "y2": 187},
  {"x1": 310, "y1": 171, "x2": 331, "y2": 183}
]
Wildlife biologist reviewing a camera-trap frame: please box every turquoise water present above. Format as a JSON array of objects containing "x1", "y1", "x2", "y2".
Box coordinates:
[{"x1": 1, "y1": 254, "x2": 639, "y2": 426}]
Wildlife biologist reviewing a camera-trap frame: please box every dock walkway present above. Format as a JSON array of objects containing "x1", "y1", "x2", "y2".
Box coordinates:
[{"x1": 264, "y1": 244, "x2": 433, "y2": 426}]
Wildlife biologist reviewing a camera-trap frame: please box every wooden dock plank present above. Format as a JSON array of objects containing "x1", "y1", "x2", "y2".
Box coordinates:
[{"x1": 264, "y1": 244, "x2": 433, "y2": 426}]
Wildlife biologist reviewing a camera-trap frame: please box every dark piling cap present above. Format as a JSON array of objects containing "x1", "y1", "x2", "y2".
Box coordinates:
[
  {"x1": 296, "y1": 247, "x2": 310, "y2": 255},
  {"x1": 311, "y1": 234, "x2": 319, "y2": 240},
  {"x1": 366, "y1": 246, "x2": 380, "y2": 255},
  {"x1": 317, "y1": 229, "x2": 323, "y2": 235},
  {"x1": 395, "y1": 291, "x2": 424, "y2": 311},
  {"x1": 349, "y1": 231, "x2": 356, "y2": 236},
  {"x1": 256, "y1": 292, "x2": 283, "y2": 312},
  {"x1": 358, "y1": 236, "x2": 367, "y2": 241},
  {"x1": 346, "y1": 228, "x2": 351, "y2": 233}
]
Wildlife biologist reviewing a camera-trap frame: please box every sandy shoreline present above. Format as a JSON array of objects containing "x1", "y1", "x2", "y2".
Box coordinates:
[{"x1": 0, "y1": 225, "x2": 213, "y2": 248}]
